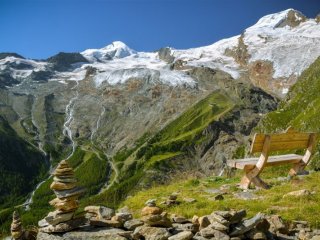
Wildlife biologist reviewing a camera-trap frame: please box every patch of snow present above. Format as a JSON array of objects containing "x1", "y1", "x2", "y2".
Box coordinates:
[
  {"x1": 244, "y1": 9, "x2": 320, "y2": 78},
  {"x1": 171, "y1": 36, "x2": 241, "y2": 79},
  {"x1": 282, "y1": 88, "x2": 289, "y2": 94},
  {"x1": 80, "y1": 51, "x2": 196, "y2": 87},
  {"x1": 0, "y1": 56, "x2": 47, "y2": 79}
]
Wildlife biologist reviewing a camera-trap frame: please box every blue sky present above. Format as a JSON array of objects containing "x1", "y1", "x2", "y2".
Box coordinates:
[{"x1": 0, "y1": 0, "x2": 319, "y2": 59}]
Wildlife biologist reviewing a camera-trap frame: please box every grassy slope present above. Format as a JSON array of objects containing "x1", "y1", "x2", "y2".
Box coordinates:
[
  {"x1": 257, "y1": 57, "x2": 320, "y2": 168},
  {"x1": 121, "y1": 58, "x2": 320, "y2": 228},
  {"x1": 84, "y1": 90, "x2": 235, "y2": 209},
  {"x1": 122, "y1": 169, "x2": 320, "y2": 227}
]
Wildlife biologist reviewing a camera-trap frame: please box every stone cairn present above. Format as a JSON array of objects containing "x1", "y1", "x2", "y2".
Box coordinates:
[
  {"x1": 11, "y1": 211, "x2": 23, "y2": 240},
  {"x1": 161, "y1": 192, "x2": 180, "y2": 206},
  {"x1": 11, "y1": 211, "x2": 37, "y2": 240},
  {"x1": 38, "y1": 160, "x2": 86, "y2": 233}
]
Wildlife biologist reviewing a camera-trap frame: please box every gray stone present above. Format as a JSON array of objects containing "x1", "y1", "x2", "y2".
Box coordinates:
[
  {"x1": 230, "y1": 213, "x2": 264, "y2": 236},
  {"x1": 133, "y1": 226, "x2": 171, "y2": 240},
  {"x1": 213, "y1": 230, "x2": 230, "y2": 240},
  {"x1": 210, "y1": 213, "x2": 230, "y2": 226},
  {"x1": 183, "y1": 198, "x2": 196, "y2": 203},
  {"x1": 146, "y1": 199, "x2": 157, "y2": 207},
  {"x1": 168, "y1": 231, "x2": 193, "y2": 240},
  {"x1": 84, "y1": 206, "x2": 115, "y2": 220},
  {"x1": 37, "y1": 227, "x2": 129, "y2": 240},
  {"x1": 283, "y1": 189, "x2": 311, "y2": 198},
  {"x1": 124, "y1": 219, "x2": 144, "y2": 230},
  {"x1": 209, "y1": 221, "x2": 229, "y2": 231},
  {"x1": 39, "y1": 217, "x2": 86, "y2": 233},
  {"x1": 267, "y1": 215, "x2": 287, "y2": 234},
  {"x1": 53, "y1": 187, "x2": 86, "y2": 199},
  {"x1": 234, "y1": 191, "x2": 261, "y2": 200},
  {"x1": 44, "y1": 211, "x2": 74, "y2": 226},
  {"x1": 142, "y1": 212, "x2": 172, "y2": 228},
  {"x1": 172, "y1": 223, "x2": 198, "y2": 233}
]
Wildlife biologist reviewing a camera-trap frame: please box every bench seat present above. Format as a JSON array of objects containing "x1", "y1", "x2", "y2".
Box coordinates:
[{"x1": 227, "y1": 154, "x2": 303, "y2": 170}]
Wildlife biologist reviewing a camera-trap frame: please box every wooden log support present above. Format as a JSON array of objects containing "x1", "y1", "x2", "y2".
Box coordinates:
[
  {"x1": 289, "y1": 133, "x2": 317, "y2": 176},
  {"x1": 239, "y1": 135, "x2": 271, "y2": 189}
]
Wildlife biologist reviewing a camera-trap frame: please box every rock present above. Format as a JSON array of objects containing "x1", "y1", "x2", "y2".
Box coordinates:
[
  {"x1": 267, "y1": 215, "x2": 287, "y2": 234},
  {"x1": 53, "y1": 187, "x2": 86, "y2": 199},
  {"x1": 199, "y1": 226, "x2": 216, "y2": 238},
  {"x1": 168, "y1": 231, "x2": 193, "y2": 240},
  {"x1": 145, "y1": 199, "x2": 157, "y2": 207},
  {"x1": 234, "y1": 191, "x2": 261, "y2": 200},
  {"x1": 172, "y1": 223, "x2": 198, "y2": 233},
  {"x1": 213, "y1": 194, "x2": 224, "y2": 201},
  {"x1": 283, "y1": 189, "x2": 311, "y2": 198},
  {"x1": 142, "y1": 212, "x2": 172, "y2": 228},
  {"x1": 124, "y1": 219, "x2": 144, "y2": 230},
  {"x1": 311, "y1": 236, "x2": 320, "y2": 240},
  {"x1": 142, "y1": 206, "x2": 163, "y2": 216},
  {"x1": 84, "y1": 206, "x2": 115, "y2": 220},
  {"x1": 171, "y1": 214, "x2": 190, "y2": 224},
  {"x1": 191, "y1": 215, "x2": 199, "y2": 225},
  {"x1": 118, "y1": 206, "x2": 131, "y2": 213},
  {"x1": 39, "y1": 217, "x2": 86, "y2": 233},
  {"x1": 198, "y1": 216, "x2": 210, "y2": 229},
  {"x1": 169, "y1": 193, "x2": 178, "y2": 201},
  {"x1": 183, "y1": 198, "x2": 196, "y2": 203},
  {"x1": 245, "y1": 229, "x2": 267, "y2": 239},
  {"x1": 256, "y1": 218, "x2": 270, "y2": 232},
  {"x1": 209, "y1": 221, "x2": 229, "y2": 231},
  {"x1": 229, "y1": 209, "x2": 247, "y2": 224},
  {"x1": 112, "y1": 212, "x2": 133, "y2": 223},
  {"x1": 50, "y1": 181, "x2": 76, "y2": 191},
  {"x1": 49, "y1": 198, "x2": 79, "y2": 212},
  {"x1": 90, "y1": 218, "x2": 122, "y2": 228},
  {"x1": 37, "y1": 228, "x2": 129, "y2": 240},
  {"x1": 230, "y1": 213, "x2": 265, "y2": 236},
  {"x1": 210, "y1": 213, "x2": 230, "y2": 226},
  {"x1": 213, "y1": 230, "x2": 230, "y2": 240},
  {"x1": 133, "y1": 226, "x2": 171, "y2": 240},
  {"x1": 44, "y1": 211, "x2": 74, "y2": 226}
]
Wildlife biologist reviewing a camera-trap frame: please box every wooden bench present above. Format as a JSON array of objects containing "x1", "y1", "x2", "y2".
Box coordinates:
[{"x1": 227, "y1": 127, "x2": 317, "y2": 189}]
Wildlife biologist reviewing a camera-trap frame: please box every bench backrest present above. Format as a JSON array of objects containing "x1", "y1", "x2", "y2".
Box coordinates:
[{"x1": 250, "y1": 127, "x2": 317, "y2": 154}]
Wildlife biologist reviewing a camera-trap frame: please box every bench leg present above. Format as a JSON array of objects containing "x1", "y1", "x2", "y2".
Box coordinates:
[
  {"x1": 289, "y1": 162, "x2": 308, "y2": 176},
  {"x1": 240, "y1": 167, "x2": 270, "y2": 190},
  {"x1": 240, "y1": 174, "x2": 270, "y2": 189}
]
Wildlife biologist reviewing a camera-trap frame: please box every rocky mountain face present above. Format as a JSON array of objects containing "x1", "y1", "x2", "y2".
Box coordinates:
[{"x1": 0, "y1": 9, "x2": 319, "y2": 235}]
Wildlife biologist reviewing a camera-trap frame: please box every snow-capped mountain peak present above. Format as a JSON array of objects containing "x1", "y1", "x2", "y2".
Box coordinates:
[
  {"x1": 81, "y1": 41, "x2": 136, "y2": 62},
  {"x1": 247, "y1": 8, "x2": 306, "y2": 31}
]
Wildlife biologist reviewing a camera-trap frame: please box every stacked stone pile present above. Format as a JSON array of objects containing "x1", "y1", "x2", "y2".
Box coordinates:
[
  {"x1": 38, "y1": 160, "x2": 86, "y2": 233},
  {"x1": 11, "y1": 211, "x2": 37, "y2": 240},
  {"x1": 161, "y1": 193, "x2": 181, "y2": 206},
  {"x1": 86, "y1": 205, "x2": 134, "y2": 229},
  {"x1": 11, "y1": 211, "x2": 24, "y2": 240}
]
